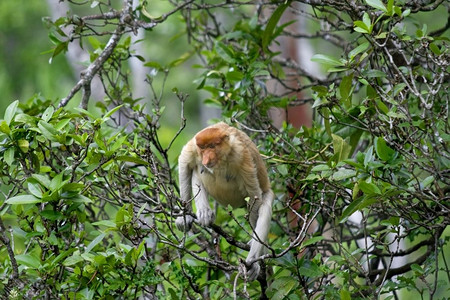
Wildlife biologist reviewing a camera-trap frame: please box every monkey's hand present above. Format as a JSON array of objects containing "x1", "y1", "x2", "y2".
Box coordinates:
[
  {"x1": 175, "y1": 215, "x2": 195, "y2": 232},
  {"x1": 245, "y1": 259, "x2": 261, "y2": 281},
  {"x1": 196, "y1": 208, "x2": 215, "y2": 227}
]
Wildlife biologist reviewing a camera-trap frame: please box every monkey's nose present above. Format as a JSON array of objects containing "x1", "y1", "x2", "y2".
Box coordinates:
[
  {"x1": 204, "y1": 162, "x2": 214, "y2": 168},
  {"x1": 203, "y1": 159, "x2": 215, "y2": 168}
]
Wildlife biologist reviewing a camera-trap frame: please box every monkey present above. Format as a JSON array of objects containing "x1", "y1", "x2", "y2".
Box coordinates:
[{"x1": 175, "y1": 122, "x2": 274, "y2": 281}]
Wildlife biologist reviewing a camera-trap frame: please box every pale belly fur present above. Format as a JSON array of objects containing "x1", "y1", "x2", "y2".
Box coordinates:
[{"x1": 199, "y1": 169, "x2": 247, "y2": 208}]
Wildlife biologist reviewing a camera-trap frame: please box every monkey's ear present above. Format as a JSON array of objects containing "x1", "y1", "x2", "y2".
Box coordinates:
[{"x1": 221, "y1": 134, "x2": 230, "y2": 142}]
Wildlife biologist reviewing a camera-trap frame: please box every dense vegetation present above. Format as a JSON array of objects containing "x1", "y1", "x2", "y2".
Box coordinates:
[{"x1": 0, "y1": 0, "x2": 449, "y2": 299}]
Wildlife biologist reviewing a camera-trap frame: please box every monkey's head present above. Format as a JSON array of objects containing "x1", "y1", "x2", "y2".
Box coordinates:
[{"x1": 195, "y1": 127, "x2": 230, "y2": 169}]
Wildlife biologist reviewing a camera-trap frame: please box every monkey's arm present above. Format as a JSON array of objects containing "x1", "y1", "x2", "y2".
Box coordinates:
[
  {"x1": 192, "y1": 171, "x2": 215, "y2": 226},
  {"x1": 175, "y1": 142, "x2": 196, "y2": 231}
]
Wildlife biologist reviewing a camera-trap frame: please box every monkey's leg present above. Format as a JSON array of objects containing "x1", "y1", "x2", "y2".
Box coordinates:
[{"x1": 246, "y1": 190, "x2": 274, "y2": 281}]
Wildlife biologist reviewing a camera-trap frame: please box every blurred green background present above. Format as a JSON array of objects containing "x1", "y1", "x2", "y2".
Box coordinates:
[
  {"x1": 0, "y1": 0, "x2": 206, "y2": 144},
  {"x1": 0, "y1": 1, "x2": 73, "y2": 108}
]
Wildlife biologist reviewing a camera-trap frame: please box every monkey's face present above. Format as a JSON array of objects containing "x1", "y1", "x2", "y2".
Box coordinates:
[
  {"x1": 197, "y1": 144, "x2": 219, "y2": 168},
  {"x1": 195, "y1": 128, "x2": 230, "y2": 169}
]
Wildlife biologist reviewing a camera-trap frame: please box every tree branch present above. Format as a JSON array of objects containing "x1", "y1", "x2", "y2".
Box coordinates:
[
  {"x1": 0, "y1": 217, "x2": 19, "y2": 279},
  {"x1": 58, "y1": 22, "x2": 126, "y2": 109}
]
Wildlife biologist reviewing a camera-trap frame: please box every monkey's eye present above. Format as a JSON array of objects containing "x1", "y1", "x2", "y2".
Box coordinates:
[{"x1": 209, "y1": 144, "x2": 215, "y2": 149}]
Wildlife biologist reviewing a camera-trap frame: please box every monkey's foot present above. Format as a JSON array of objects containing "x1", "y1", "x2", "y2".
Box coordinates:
[
  {"x1": 245, "y1": 260, "x2": 261, "y2": 281},
  {"x1": 196, "y1": 208, "x2": 215, "y2": 226},
  {"x1": 175, "y1": 215, "x2": 194, "y2": 231}
]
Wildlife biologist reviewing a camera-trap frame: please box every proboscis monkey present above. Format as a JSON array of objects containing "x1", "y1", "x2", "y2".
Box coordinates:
[{"x1": 176, "y1": 122, "x2": 274, "y2": 281}]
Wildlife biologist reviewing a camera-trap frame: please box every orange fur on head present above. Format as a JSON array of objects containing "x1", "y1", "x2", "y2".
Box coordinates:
[{"x1": 195, "y1": 127, "x2": 229, "y2": 168}]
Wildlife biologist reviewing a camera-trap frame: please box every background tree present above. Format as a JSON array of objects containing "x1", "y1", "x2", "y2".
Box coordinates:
[{"x1": 0, "y1": 0, "x2": 448, "y2": 299}]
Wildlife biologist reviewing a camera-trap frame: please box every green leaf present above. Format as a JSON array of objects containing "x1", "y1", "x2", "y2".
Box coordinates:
[
  {"x1": 4, "y1": 148, "x2": 15, "y2": 166},
  {"x1": 364, "y1": 146, "x2": 374, "y2": 167},
  {"x1": 301, "y1": 236, "x2": 324, "y2": 247},
  {"x1": 363, "y1": 12, "x2": 372, "y2": 29},
  {"x1": 125, "y1": 247, "x2": 136, "y2": 266},
  {"x1": 339, "y1": 73, "x2": 354, "y2": 105},
  {"x1": 354, "y1": 21, "x2": 369, "y2": 34},
  {"x1": 135, "y1": 241, "x2": 145, "y2": 261},
  {"x1": 38, "y1": 120, "x2": 58, "y2": 141},
  {"x1": 352, "y1": 181, "x2": 360, "y2": 199},
  {"x1": 375, "y1": 99, "x2": 389, "y2": 114},
  {"x1": 332, "y1": 134, "x2": 352, "y2": 162},
  {"x1": 62, "y1": 182, "x2": 84, "y2": 192},
  {"x1": 340, "y1": 195, "x2": 379, "y2": 223},
  {"x1": 18, "y1": 139, "x2": 29, "y2": 153},
  {"x1": 262, "y1": 1, "x2": 291, "y2": 50},
  {"x1": 32, "y1": 174, "x2": 51, "y2": 189},
  {"x1": 30, "y1": 153, "x2": 40, "y2": 173},
  {"x1": 225, "y1": 70, "x2": 244, "y2": 82},
  {"x1": 103, "y1": 104, "x2": 124, "y2": 121},
  {"x1": 71, "y1": 194, "x2": 93, "y2": 203},
  {"x1": 49, "y1": 172, "x2": 65, "y2": 192},
  {"x1": 277, "y1": 164, "x2": 288, "y2": 176},
  {"x1": 92, "y1": 220, "x2": 116, "y2": 228},
  {"x1": 63, "y1": 254, "x2": 84, "y2": 266},
  {"x1": 366, "y1": 69, "x2": 387, "y2": 78},
  {"x1": 387, "y1": 0, "x2": 395, "y2": 15},
  {"x1": 312, "y1": 85, "x2": 328, "y2": 96},
  {"x1": 214, "y1": 41, "x2": 235, "y2": 64},
  {"x1": 311, "y1": 54, "x2": 344, "y2": 67},
  {"x1": 41, "y1": 210, "x2": 64, "y2": 221},
  {"x1": 110, "y1": 135, "x2": 127, "y2": 152},
  {"x1": 144, "y1": 61, "x2": 163, "y2": 71},
  {"x1": 55, "y1": 118, "x2": 70, "y2": 131},
  {"x1": 322, "y1": 108, "x2": 332, "y2": 136},
  {"x1": 348, "y1": 42, "x2": 370, "y2": 60},
  {"x1": 4, "y1": 100, "x2": 19, "y2": 125},
  {"x1": 51, "y1": 248, "x2": 77, "y2": 266},
  {"x1": 49, "y1": 41, "x2": 69, "y2": 63},
  {"x1": 42, "y1": 106, "x2": 55, "y2": 122},
  {"x1": 85, "y1": 233, "x2": 106, "y2": 253},
  {"x1": 74, "y1": 107, "x2": 96, "y2": 119},
  {"x1": 429, "y1": 43, "x2": 441, "y2": 55},
  {"x1": 6, "y1": 194, "x2": 42, "y2": 205},
  {"x1": 137, "y1": 203, "x2": 148, "y2": 219},
  {"x1": 28, "y1": 182, "x2": 43, "y2": 198},
  {"x1": 340, "y1": 289, "x2": 351, "y2": 300},
  {"x1": 0, "y1": 120, "x2": 10, "y2": 134},
  {"x1": 15, "y1": 254, "x2": 41, "y2": 269},
  {"x1": 384, "y1": 216, "x2": 400, "y2": 226},
  {"x1": 349, "y1": 129, "x2": 364, "y2": 155},
  {"x1": 88, "y1": 37, "x2": 101, "y2": 50},
  {"x1": 340, "y1": 196, "x2": 364, "y2": 223},
  {"x1": 411, "y1": 263, "x2": 423, "y2": 274},
  {"x1": 332, "y1": 168, "x2": 357, "y2": 181},
  {"x1": 269, "y1": 276, "x2": 298, "y2": 300},
  {"x1": 116, "y1": 155, "x2": 149, "y2": 165},
  {"x1": 14, "y1": 113, "x2": 37, "y2": 125},
  {"x1": 359, "y1": 181, "x2": 381, "y2": 195},
  {"x1": 298, "y1": 262, "x2": 322, "y2": 278},
  {"x1": 387, "y1": 111, "x2": 406, "y2": 119},
  {"x1": 305, "y1": 174, "x2": 321, "y2": 181},
  {"x1": 402, "y1": 8, "x2": 411, "y2": 18},
  {"x1": 169, "y1": 52, "x2": 193, "y2": 68},
  {"x1": 311, "y1": 164, "x2": 330, "y2": 172},
  {"x1": 366, "y1": 0, "x2": 388, "y2": 12},
  {"x1": 375, "y1": 137, "x2": 395, "y2": 161},
  {"x1": 421, "y1": 176, "x2": 434, "y2": 189}
]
